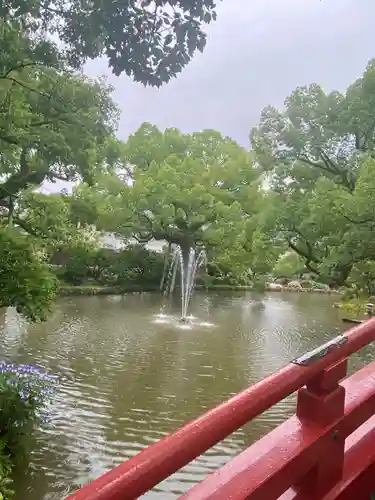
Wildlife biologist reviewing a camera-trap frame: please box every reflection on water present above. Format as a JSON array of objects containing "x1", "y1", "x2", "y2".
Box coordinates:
[{"x1": 0, "y1": 291, "x2": 368, "y2": 499}]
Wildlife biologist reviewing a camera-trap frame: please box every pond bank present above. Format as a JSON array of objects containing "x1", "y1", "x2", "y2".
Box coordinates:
[
  {"x1": 58, "y1": 284, "x2": 160, "y2": 296},
  {"x1": 59, "y1": 284, "x2": 341, "y2": 296}
]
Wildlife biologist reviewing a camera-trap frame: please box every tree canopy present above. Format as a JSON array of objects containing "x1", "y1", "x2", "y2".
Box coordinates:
[
  {"x1": 251, "y1": 57, "x2": 375, "y2": 288},
  {"x1": 75, "y1": 124, "x2": 278, "y2": 278},
  {"x1": 2, "y1": 0, "x2": 219, "y2": 86}
]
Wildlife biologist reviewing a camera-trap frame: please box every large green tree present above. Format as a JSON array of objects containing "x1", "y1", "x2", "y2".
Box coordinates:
[
  {"x1": 76, "y1": 124, "x2": 277, "y2": 278},
  {"x1": 251, "y1": 58, "x2": 375, "y2": 286}
]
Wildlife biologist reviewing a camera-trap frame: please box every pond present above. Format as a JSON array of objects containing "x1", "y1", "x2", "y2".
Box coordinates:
[{"x1": 1, "y1": 291, "x2": 371, "y2": 499}]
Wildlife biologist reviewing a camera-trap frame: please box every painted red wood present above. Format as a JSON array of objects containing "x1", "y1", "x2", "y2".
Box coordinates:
[
  {"x1": 66, "y1": 318, "x2": 375, "y2": 500},
  {"x1": 180, "y1": 358, "x2": 375, "y2": 499},
  {"x1": 322, "y1": 414, "x2": 375, "y2": 500},
  {"x1": 279, "y1": 416, "x2": 375, "y2": 499}
]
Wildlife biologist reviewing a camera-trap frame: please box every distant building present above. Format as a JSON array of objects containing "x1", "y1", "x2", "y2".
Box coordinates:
[{"x1": 99, "y1": 232, "x2": 166, "y2": 253}]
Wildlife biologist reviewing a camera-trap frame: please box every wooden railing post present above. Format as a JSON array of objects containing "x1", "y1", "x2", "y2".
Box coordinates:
[{"x1": 295, "y1": 359, "x2": 348, "y2": 497}]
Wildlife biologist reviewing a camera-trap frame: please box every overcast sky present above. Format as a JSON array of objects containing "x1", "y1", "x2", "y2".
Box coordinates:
[
  {"x1": 85, "y1": 0, "x2": 375, "y2": 146},
  {"x1": 45, "y1": 0, "x2": 375, "y2": 192}
]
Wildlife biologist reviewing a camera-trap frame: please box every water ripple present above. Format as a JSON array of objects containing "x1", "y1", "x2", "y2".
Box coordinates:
[{"x1": 0, "y1": 292, "x2": 350, "y2": 499}]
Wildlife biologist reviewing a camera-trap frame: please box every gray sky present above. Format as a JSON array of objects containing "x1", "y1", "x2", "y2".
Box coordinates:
[
  {"x1": 84, "y1": 0, "x2": 375, "y2": 147},
  {"x1": 45, "y1": 0, "x2": 375, "y2": 193}
]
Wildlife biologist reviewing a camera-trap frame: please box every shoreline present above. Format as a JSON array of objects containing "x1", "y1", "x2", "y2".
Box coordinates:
[{"x1": 59, "y1": 284, "x2": 341, "y2": 296}]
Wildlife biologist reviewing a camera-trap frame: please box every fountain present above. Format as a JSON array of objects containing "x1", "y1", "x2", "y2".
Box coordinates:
[{"x1": 161, "y1": 245, "x2": 207, "y2": 321}]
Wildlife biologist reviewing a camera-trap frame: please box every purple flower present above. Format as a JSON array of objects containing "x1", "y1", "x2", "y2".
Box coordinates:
[
  {"x1": 0, "y1": 360, "x2": 58, "y2": 423},
  {"x1": 19, "y1": 390, "x2": 29, "y2": 401}
]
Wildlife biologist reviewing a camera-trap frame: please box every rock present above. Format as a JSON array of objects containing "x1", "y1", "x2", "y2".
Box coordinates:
[
  {"x1": 287, "y1": 280, "x2": 303, "y2": 290},
  {"x1": 268, "y1": 283, "x2": 284, "y2": 291},
  {"x1": 274, "y1": 278, "x2": 288, "y2": 285}
]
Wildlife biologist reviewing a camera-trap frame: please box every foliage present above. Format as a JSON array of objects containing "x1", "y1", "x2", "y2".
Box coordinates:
[
  {"x1": 14, "y1": 192, "x2": 100, "y2": 250},
  {"x1": 1, "y1": 1, "x2": 219, "y2": 86},
  {"x1": 0, "y1": 0, "x2": 219, "y2": 324},
  {"x1": 54, "y1": 244, "x2": 166, "y2": 287},
  {"x1": 347, "y1": 261, "x2": 375, "y2": 297},
  {"x1": 0, "y1": 362, "x2": 57, "y2": 499},
  {"x1": 0, "y1": 442, "x2": 13, "y2": 500},
  {"x1": 273, "y1": 252, "x2": 306, "y2": 279},
  {"x1": 0, "y1": 17, "x2": 121, "y2": 322},
  {"x1": 60, "y1": 246, "x2": 97, "y2": 286},
  {"x1": 0, "y1": 362, "x2": 57, "y2": 449},
  {"x1": 0, "y1": 228, "x2": 58, "y2": 321},
  {"x1": 0, "y1": 65, "x2": 118, "y2": 204},
  {"x1": 77, "y1": 124, "x2": 278, "y2": 279},
  {"x1": 251, "y1": 58, "x2": 375, "y2": 288},
  {"x1": 340, "y1": 300, "x2": 367, "y2": 317},
  {"x1": 112, "y1": 246, "x2": 165, "y2": 286}
]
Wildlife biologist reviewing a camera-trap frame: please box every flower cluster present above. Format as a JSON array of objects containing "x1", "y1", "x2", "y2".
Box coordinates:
[
  {"x1": 0, "y1": 363, "x2": 57, "y2": 499},
  {"x1": 0, "y1": 361, "x2": 58, "y2": 424}
]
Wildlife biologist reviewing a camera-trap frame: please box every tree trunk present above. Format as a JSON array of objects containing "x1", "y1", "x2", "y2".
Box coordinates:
[{"x1": 328, "y1": 263, "x2": 353, "y2": 289}]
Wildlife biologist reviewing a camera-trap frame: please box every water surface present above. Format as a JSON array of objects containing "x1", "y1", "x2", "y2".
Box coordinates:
[{"x1": 0, "y1": 291, "x2": 369, "y2": 500}]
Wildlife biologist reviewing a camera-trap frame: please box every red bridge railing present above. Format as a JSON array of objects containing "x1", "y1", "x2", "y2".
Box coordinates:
[{"x1": 67, "y1": 318, "x2": 375, "y2": 500}]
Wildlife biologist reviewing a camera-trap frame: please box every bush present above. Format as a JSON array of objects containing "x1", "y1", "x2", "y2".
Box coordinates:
[
  {"x1": 61, "y1": 246, "x2": 96, "y2": 285},
  {"x1": 0, "y1": 444, "x2": 13, "y2": 500},
  {"x1": 0, "y1": 229, "x2": 58, "y2": 322},
  {"x1": 0, "y1": 362, "x2": 58, "y2": 498},
  {"x1": 54, "y1": 245, "x2": 166, "y2": 287},
  {"x1": 112, "y1": 246, "x2": 165, "y2": 286},
  {"x1": 341, "y1": 300, "x2": 366, "y2": 317},
  {"x1": 348, "y1": 262, "x2": 375, "y2": 297},
  {"x1": 202, "y1": 262, "x2": 252, "y2": 287}
]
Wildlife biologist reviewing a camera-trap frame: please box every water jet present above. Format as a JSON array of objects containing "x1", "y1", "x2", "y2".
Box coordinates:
[{"x1": 161, "y1": 245, "x2": 207, "y2": 320}]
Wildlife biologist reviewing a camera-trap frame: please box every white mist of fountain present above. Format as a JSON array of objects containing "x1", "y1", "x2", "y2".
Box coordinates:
[{"x1": 161, "y1": 245, "x2": 207, "y2": 320}]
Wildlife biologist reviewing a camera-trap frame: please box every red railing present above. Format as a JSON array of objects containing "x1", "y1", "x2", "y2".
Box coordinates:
[{"x1": 67, "y1": 318, "x2": 375, "y2": 500}]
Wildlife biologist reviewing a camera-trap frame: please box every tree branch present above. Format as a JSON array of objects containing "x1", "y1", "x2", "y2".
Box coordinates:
[
  {"x1": 287, "y1": 239, "x2": 319, "y2": 274},
  {"x1": 1, "y1": 76, "x2": 51, "y2": 99},
  {"x1": 343, "y1": 214, "x2": 375, "y2": 226},
  {"x1": 13, "y1": 217, "x2": 48, "y2": 239},
  {"x1": 2, "y1": 62, "x2": 40, "y2": 78}
]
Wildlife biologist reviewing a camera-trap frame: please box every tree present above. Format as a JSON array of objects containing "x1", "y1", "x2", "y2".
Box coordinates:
[
  {"x1": 250, "y1": 58, "x2": 375, "y2": 286},
  {"x1": 0, "y1": 68, "x2": 118, "y2": 196},
  {"x1": 0, "y1": 52, "x2": 119, "y2": 238},
  {"x1": 2, "y1": 0, "x2": 219, "y2": 86},
  {"x1": 250, "y1": 60, "x2": 375, "y2": 192},
  {"x1": 77, "y1": 124, "x2": 277, "y2": 277},
  {"x1": 0, "y1": 228, "x2": 58, "y2": 321}
]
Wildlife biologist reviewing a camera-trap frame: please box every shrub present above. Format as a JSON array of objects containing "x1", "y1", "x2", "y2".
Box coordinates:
[
  {"x1": 0, "y1": 442, "x2": 13, "y2": 500},
  {"x1": 0, "y1": 229, "x2": 58, "y2": 322},
  {"x1": 61, "y1": 246, "x2": 97, "y2": 285},
  {"x1": 0, "y1": 362, "x2": 58, "y2": 498},
  {"x1": 113, "y1": 246, "x2": 165, "y2": 286}
]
